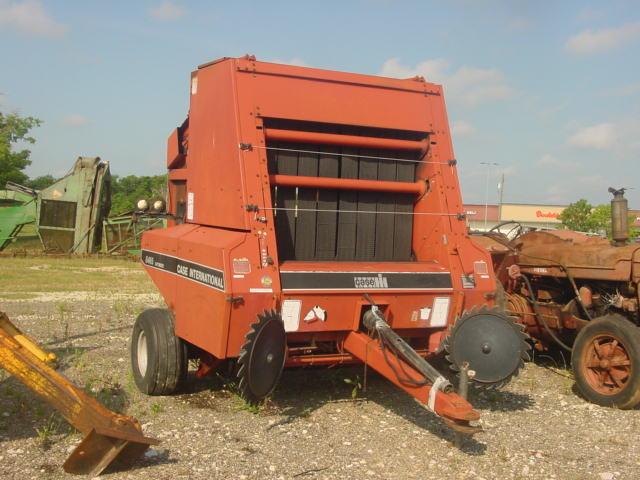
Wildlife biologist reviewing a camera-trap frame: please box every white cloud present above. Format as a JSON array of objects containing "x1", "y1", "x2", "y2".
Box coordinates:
[
  {"x1": 62, "y1": 114, "x2": 88, "y2": 127},
  {"x1": 508, "y1": 17, "x2": 533, "y2": 32},
  {"x1": 567, "y1": 123, "x2": 616, "y2": 150},
  {"x1": 0, "y1": 0, "x2": 66, "y2": 37},
  {"x1": 499, "y1": 165, "x2": 517, "y2": 177},
  {"x1": 537, "y1": 153, "x2": 559, "y2": 166},
  {"x1": 603, "y1": 82, "x2": 640, "y2": 97},
  {"x1": 565, "y1": 22, "x2": 640, "y2": 54},
  {"x1": 380, "y1": 58, "x2": 513, "y2": 107},
  {"x1": 536, "y1": 153, "x2": 579, "y2": 170},
  {"x1": 451, "y1": 120, "x2": 476, "y2": 137},
  {"x1": 149, "y1": 1, "x2": 185, "y2": 21},
  {"x1": 576, "y1": 7, "x2": 604, "y2": 23}
]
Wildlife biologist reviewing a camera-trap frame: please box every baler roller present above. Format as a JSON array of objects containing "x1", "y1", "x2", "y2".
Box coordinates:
[
  {"x1": 270, "y1": 174, "x2": 426, "y2": 195},
  {"x1": 264, "y1": 128, "x2": 429, "y2": 152}
]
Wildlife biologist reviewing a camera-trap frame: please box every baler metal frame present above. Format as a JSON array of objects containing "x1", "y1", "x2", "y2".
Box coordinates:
[{"x1": 134, "y1": 56, "x2": 529, "y2": 439}]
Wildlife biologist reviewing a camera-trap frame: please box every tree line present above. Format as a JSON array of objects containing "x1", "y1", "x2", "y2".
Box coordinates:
[
  {"x1": 1, "y1": 111, "x2": 166, "y2": 215},
  {"x1": 559, "y1": 199, "x2": 639, "y2": 240}
]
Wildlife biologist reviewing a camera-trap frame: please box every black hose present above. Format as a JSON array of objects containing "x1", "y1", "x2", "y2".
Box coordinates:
[
  {"x1": 379, "y1": 335, "x2": 429, "y2": 387},
  {"x1": 517, "y1": 251, "x2": 592, "y2": 321},
  {"x1": 519, "y1": 274, "x2": 573, "y2": 352}
]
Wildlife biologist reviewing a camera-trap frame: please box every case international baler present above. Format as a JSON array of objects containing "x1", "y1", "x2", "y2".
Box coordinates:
[{"x1": 132, "y1": 56, "x2": 529, "y2": 436}]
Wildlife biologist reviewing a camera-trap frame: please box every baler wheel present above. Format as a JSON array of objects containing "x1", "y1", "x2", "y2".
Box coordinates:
[
  {"x1": 236, "y1": 310, "x2": 287, "y2": 405},
  {"x1": 131, "y1": 308, "x2": 188, "y2": 395},
  {"x1": 572, "y1": 314, "x2": 640, "y2": 409},
  {"x1": 443, "y1": 306, "x2": 531, "y2": 389}
]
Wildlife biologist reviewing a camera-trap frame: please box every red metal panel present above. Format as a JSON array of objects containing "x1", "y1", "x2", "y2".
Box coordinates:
[
  {"x1": 236, "y1": 58, "x2": 438, "y2": 94},
  {"x1": 187, "y1": 64, "x2": 249, "y2": 230},
  {"x1": 166, "y1": 128, "x2": 184, "y2": 169},
  {"x1": 233, "y1": 61, "x2": 435, "y2": 133}
]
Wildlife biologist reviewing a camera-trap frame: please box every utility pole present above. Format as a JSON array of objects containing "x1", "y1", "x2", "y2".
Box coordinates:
[
  {"x1": 498, "y1": 173, "x2": 505, "y2": 225},
  {"x1": 480, "y1": 162, "x2": 499, "y2": 230}
]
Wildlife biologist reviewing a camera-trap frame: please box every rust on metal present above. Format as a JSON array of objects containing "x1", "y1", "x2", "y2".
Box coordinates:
[
  {"x1": 0, "y1": 311, "x2": 158, "y2": 476},
  {"x1": 581, "y1": 333, "x2": 632, "y2": 396}
]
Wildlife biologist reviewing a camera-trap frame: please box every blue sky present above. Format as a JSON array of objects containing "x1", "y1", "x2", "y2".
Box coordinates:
[{"x1": 1, "y1": 1, "x2": 639, "y2": 206}]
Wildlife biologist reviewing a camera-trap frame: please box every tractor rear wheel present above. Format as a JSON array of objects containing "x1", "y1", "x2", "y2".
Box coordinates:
[
  {"x1": 572, "y1": 314, "x2": 640, "y2": 409},
  {"x1": 131, "y1": 308, "x2": 188, "y2": 395}
]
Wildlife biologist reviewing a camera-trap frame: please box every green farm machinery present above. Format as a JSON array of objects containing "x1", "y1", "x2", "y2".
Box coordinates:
[{"x1": 0, "y1": 157, "x2": 111, "y2": 254}]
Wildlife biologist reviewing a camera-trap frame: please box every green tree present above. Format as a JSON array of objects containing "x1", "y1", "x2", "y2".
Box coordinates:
[
  {"x1": 588, "y1": 204, "x2": 612, "y2": 235},
  {"x1": 110, "y1": 174, "x2": 167, "y2": 215},
  {"x1": 0, "y1": 111, "x2": 42, "y2": 187},
  {"x1": 24, "y1": 174, "x2": 57, "y2": 190},
  {"x1": 559, "y1": 199, "x2": 593, "y2": 232},
  {"x1": 560, "y1": 200, "x2": 638, "y2": 239}
]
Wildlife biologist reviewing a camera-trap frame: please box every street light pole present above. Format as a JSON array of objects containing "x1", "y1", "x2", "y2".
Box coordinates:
[{"x1": 480, "y1": 162, "x2": 499, "y2": 230}]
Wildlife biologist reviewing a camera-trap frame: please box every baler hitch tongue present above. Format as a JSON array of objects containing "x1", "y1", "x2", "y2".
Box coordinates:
[
  {"x1": 0, "y1": 311, "x2": 159, "y2": 476},
  {"x1": 353, "y1": 301, "x2": 481, "y2": 437}
]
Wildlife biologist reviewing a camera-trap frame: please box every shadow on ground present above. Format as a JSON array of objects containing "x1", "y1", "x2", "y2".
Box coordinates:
[{"x1": 270, "y1": 366, "x2": 491, "y2": 454}]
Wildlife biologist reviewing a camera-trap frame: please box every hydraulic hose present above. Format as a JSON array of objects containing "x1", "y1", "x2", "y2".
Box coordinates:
[
  {"x1": 519, "y1": 274, "x2": 573, "y2": 352},
  {"x1": 517, "y1": 251, "x2": 592, "y2": 321}
]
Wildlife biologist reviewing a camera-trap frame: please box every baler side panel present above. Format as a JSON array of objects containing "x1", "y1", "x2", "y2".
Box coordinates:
[
  {"x1": 187, "y1": 62, "x2": 249, "y2": 230},
  {"x1": 172, "y1": 228, "x2": 244, "y2": 358},
  {"x1": 141, "y1": 224, "x2": 199, "y2": 311}
]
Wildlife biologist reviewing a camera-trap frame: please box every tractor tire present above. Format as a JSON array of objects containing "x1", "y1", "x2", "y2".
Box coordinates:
[
  {"x1": 572, "y1": 314, "x2": 640, "y2": 409},
  {"x1": 131, "y1": 308, "x2": 188, "y2": 395}
]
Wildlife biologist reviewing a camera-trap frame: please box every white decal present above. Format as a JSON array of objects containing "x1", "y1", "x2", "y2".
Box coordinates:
[
  {"x1": 353, "y1": 274, "x2": 388, "y2": 289},
  {"x1": 187, "y1": 192, "x2": 194, "y2": 220},
  {"x1": 282, "y1": 300, "x2": 302, "y2": 332},
  {"x1": 303, "y1": 306, "x2": 326, "y2": 323},
  {"x1": 420, "y1": 307, "x2": 432, "y2": 321},
  {"x1": 431, "y1": 297, "x2": 450, "y2": 327}
]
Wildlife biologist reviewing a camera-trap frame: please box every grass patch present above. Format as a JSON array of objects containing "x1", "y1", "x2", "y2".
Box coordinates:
[
  {"x1": 35, "y1": 414, "x2": 61, "y2": 450},
  {"x1": 0, "y1": 256, "x2": 155, "y2": 295}
]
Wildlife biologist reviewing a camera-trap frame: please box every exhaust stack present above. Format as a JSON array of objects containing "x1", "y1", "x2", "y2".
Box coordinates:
[{"x1": 609, "y1": 187, "x2": 628, "y2": 246}]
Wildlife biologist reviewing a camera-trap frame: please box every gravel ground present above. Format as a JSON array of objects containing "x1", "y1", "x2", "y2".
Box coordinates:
[{"x1": 1, "y1": 259, "x2": 639, "y2": 480}]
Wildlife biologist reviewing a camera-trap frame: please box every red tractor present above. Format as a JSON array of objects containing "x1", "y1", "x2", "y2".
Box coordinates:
[
  {"x1": 475, "y1": 188, "x2": 640, "y2": 408},
  {"x1": 131, "y1": 56, "x2": 529, "y2": 437}
]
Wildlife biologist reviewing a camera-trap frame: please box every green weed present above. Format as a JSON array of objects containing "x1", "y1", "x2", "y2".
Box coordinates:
[
  {"x1": 35, "y1": 414, "x2": 60, "y2": 450},
  {"x1": 343, "y1": 375, "x2": 363, "y2": 400}
]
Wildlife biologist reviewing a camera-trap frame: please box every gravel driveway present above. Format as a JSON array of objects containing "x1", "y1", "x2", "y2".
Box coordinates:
[{"x1": 0, "y1": 258, "x2": 638, "y2": 479}]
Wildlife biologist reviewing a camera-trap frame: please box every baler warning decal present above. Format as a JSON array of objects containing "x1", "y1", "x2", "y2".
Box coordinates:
[
  {"x1": 142, "y1": 250, "x2": 225, "y2": 292},
  {"x1": 280, "y1": 271, "x2": 452, "y2": 291}
]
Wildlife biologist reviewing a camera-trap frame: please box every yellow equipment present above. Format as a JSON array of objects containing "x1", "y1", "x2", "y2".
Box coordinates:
[{"x1": 0, "y1": 311, "x2": 158, "y2": 475}]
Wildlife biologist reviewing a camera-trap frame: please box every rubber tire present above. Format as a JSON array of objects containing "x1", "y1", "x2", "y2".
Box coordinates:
[
  {"x1": 131, "y1": 308, "x2": 188, "y2": 395},
  {"x1": 572, "y1": 314, "x2": 640, "y2": 409}
]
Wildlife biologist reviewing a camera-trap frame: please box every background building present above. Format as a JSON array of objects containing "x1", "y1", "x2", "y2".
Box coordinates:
[{"x1": 465, "y1": 203, "x2": 640, "y2": 232}]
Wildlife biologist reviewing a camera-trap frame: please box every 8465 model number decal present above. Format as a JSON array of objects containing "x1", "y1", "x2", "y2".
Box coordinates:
[{"x1": 142, "y1": 250, "x2": 225, "y2": 292}]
